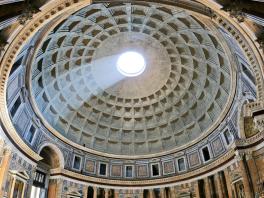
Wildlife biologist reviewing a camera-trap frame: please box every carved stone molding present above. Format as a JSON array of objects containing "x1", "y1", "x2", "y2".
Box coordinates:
[
  {"x1": 234, "y1": 131, "x2": 264, "y2": 147},
  {"x1": 244, "y1": 102, "x2": 264, "y2": 117}
]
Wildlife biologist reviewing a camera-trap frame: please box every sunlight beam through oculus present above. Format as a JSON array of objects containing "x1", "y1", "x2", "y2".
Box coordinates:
[{"x1": 117, "y1": 51, "x2": 146, "y2": 77}]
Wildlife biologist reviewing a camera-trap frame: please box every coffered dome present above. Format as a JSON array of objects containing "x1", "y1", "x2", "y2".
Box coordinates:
[{"x1": 31, "y1": 2, "x2": 233, "y2": 155}]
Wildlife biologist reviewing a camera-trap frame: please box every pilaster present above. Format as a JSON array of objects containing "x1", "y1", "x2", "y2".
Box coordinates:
[
  {"x1": 83, "y1": 185, "x2": 88, "y2": 198},
  {"x1": 245, "y1": 152, "x2": 261, "y2": 195},
  {"x1": 204, "y1": 177, "x2": 211, "y2": 198},
  {"x1": 215, "y1": 173, "x2": 224, "y2": 198},
  {"x1": 149, "y1": 189, "x2": 154, "y2": 198},
  {"x1": 223, "y1": 169, "x2": 233, "y2": 198},
  {"x1": 193, "y1": 181, "x2": 200, "y2": 198},
  {"x1": 93, "y1": 186, "x2": 97, "y2": 198},
  {"x1": 236, "y1": 153, "x2": 254, "y2": 198},
  {"x1": 170, "y1": 187, "x2": 175, "y2": 198},
  {"x1": 105, "y1": 188, "x2": 109, "y2": 198},
  {"x1": 0, "y1": 145, "x2": 12, "y2": 198},
  {"x1": 160, "y1": 188, "x2": 165, "y2": 198},
  {"x1": 114, "y1": 189, "x2": 119, "y2": 198}
]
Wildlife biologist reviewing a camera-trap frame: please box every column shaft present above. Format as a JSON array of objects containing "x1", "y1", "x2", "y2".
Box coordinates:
[
  {"x1": 169, "y1": 187, "x2": 176, "y2": 198},
  {"x1": 93, "y1": 187, "x2": 97, "y2": 198},
  {"x1": 83, "y1": 186, "x2": 88, "y2": 198},
  {"x1": 223, "y1": 169, "x2": 233, "y2": 198},
  {"x1": 160, "y1": 188, "x2": 164, "y2": 198},
  {"x1": 114, "y1": 190, "x2": 119, "y2": 198},
  {"x1": 247, "y1": 156, "x2": 260, "y2": 194},
  {"x1": 193, "y1": 181, "x2": 200, "y2": 198},
  {"x1": 0, "y1": 148, "x2": 11, "y2": 197},
  {"x1": 105, "y1": 189, "x2": 109, "y2": 198},
  {"x1": 204, "y1": 177, "x2": 211, "y2": 198},
  {"x1": 238, "y1": 157, "x2": 254, "y2": 198},
  {"x1": 149, "y1": 189, "x2": 154, "y2": 198},
  {"x1": 215, "y1": 173, "x2": 224, "y2": 198},
  {"x1": 9, "y1": 177, "x2": 16, "y2": 198}
]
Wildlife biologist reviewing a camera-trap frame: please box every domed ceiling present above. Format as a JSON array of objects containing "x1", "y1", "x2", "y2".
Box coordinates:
[{"x1": 31, "y1": 2, "x2": 233, "y2": 155}]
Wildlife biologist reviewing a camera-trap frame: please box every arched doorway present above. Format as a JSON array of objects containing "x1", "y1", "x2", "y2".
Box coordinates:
[{"x1": 30, "y1": 144, "x2": 64, "y2": 198}]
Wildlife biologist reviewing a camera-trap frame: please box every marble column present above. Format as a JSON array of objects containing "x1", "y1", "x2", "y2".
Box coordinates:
[
  {"x1": 193, "y1": 181, "x2": 200, "y2": 198},
  {"x1": 83, "y1": 186, "x2": 88, "y2": 198},
  {"x1": 218, "y1": 171, "x2": 228, "y2": 198},
  {"x1": 169, "y1": 187, "x2": 176, "y2": 198},
  {"x1": 215, "y1": 173, "x2": 224, "y2": 198},
  {"x1": 204, "y1": 177, "x2": 211, "y2": 198},
  {"x1": 160, "y1": 188, "x2": 165, "y2": 198},
  {"x1": 237, "y1": 153, "x2": 254, "y2": 198},
  {"x1": 105, "y1": 189, "x2": 109, "y2": 198},
  {"x1": 149, "y1": 189, "x2": 154, "y2": 198},
  {"x1": 139, "y1": 189, "x2": 144, "y2": 198},
  {"x1": 25, "y1": 167, "x2": 37, "y2": 198},
  {"x1": 223, "y1": 169, "x2": 233, "y2": 198},
  {"x1": 93, "y1": 187, "x2": 97, "y2": 198},
  {"x1": 0, "y1": 146, "x2": 12, "y2": 198},
  {"x1": 9, "y1": 177, "x2": 16, "y2": 198},
  {"x1": 114, "y1": 189, "x2": 119, "y2": 198},
  {"x1": 56, "y1": 179, "x2": 63, "y2": 198},
  {"x1": 246, "y1": 152, "x2": 261, "y2": 195},
  {"x1": 208, "y1": 176, "x2": 214, "y2": 198}
]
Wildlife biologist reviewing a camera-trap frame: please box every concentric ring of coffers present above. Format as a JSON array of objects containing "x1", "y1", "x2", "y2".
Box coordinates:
[{"x1": 31, "y1": 2, "x2": 232, "y2": 155}]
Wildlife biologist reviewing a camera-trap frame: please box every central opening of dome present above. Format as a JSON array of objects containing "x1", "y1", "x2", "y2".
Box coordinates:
[{"x1": 117, "y1": 51, "x2": 146, "y2": 77}]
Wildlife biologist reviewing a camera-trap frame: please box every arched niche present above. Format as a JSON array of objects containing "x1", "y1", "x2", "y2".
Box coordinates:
[{"x1": 38, "y1": 143, "x2": 64, "y2": 169}]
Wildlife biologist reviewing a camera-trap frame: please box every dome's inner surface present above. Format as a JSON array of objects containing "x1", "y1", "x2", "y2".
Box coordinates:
[{"x1": 31, "y1": 3, "x2": 232, "y2": 155}]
